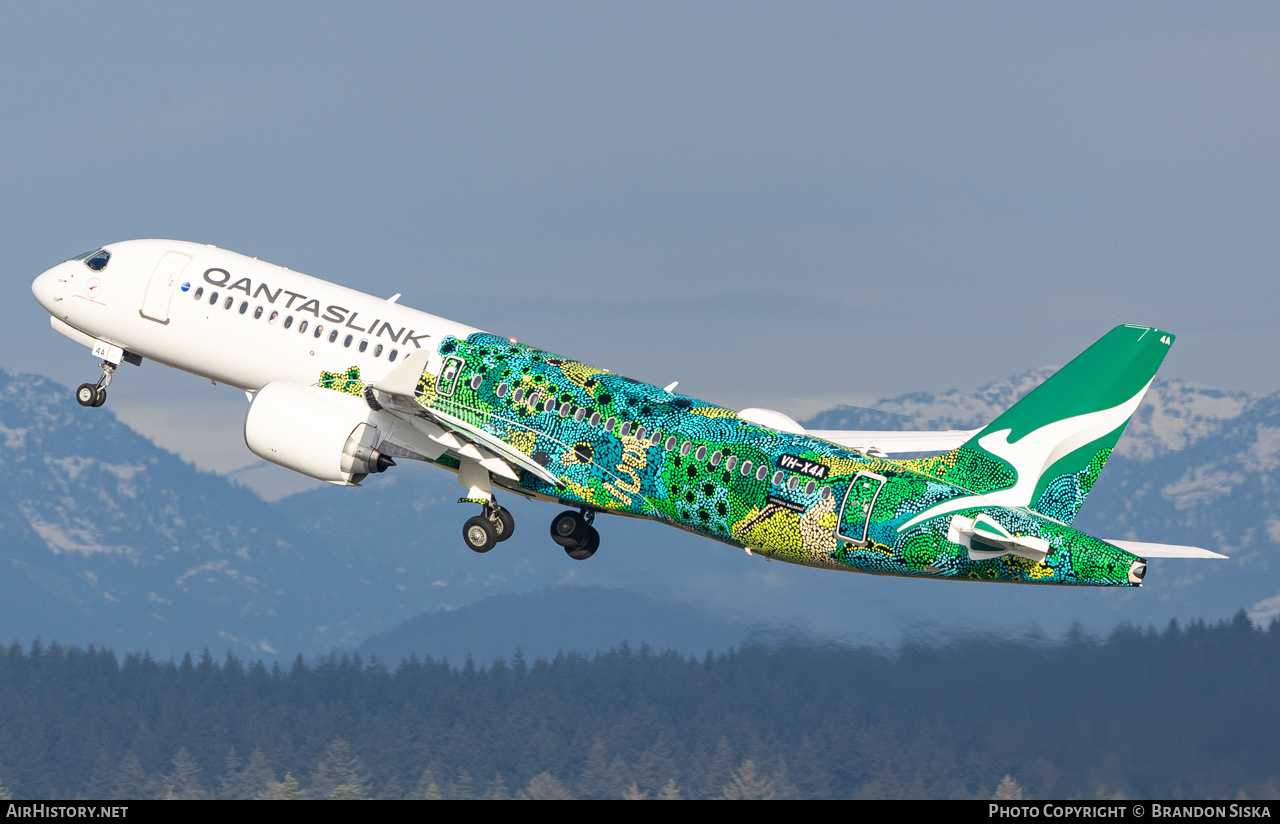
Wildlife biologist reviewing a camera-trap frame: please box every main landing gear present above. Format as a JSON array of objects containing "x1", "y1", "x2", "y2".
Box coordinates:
[
  {"x1": 462, "y1": 501, "x2": 516, "y2": 554},
  {"x1": 75, "y1": 361, "x2": 115, "y2": 408},
  {"x1": 454, "y1": 455, "x2": 600, "y2": 560},
  {"x1": 550, "y1": 509, "x2": 600, "y2": 561}
]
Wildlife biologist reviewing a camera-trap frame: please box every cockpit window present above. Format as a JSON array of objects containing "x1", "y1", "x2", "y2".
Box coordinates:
[{"x1": 79, "y1": 250, "x2": 111, "y2": 271}]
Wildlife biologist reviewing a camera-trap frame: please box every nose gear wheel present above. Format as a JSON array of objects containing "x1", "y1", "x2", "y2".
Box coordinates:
[{"x1": 75, "y1": 361, "x2": 115, "y2": 408}]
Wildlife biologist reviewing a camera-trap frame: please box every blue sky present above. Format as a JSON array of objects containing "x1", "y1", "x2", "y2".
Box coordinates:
[{"x1": 6, "y1": 2, "x2": 1278, "y2": 477}]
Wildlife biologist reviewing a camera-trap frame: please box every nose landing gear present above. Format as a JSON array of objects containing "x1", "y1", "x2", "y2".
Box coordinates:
[
  {"x1": 75, "y1": 361, "x2": 115, "y2": 408},
  {"x1": 550, "y1": 509, "x2": 600, "y2": 560}
]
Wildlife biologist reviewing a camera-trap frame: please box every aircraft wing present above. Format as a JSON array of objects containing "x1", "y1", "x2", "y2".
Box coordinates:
[
  {"x1": 366, "y1": 351, "x2": 565, "y2": 488},
  {"x1": 1106, "y1": 540, "x2": 1228, "y2": 560},
  {"x1": 808, "y1": 429, "x2": 978, "y2": 456}
]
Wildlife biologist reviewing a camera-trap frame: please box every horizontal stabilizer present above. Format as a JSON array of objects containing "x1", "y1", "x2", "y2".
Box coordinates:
[
  {"x1": 949, "y1": 514, "x2": 1049, "y2": 562},
  {"x1": 1106, "y1": 540, "x2": 1228, "y2": 560}
]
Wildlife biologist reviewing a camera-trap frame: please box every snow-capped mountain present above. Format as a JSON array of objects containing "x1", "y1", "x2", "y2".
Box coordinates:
[{"x1": 3, "y1": 365, "x2": 1277, "y2": 663}]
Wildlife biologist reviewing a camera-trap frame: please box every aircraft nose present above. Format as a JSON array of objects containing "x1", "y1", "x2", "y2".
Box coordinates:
[{"x1": 31, "y1": 266, "x2": 64, "y2": 312}]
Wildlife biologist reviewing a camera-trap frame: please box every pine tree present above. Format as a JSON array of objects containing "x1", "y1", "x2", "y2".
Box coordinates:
[
  {"x1": 483, "y1": 773, "x2": 509, "y2": 800},
  {"x1": 218, "y1": 746, "x2": 278, "y2": 800},
  {"x1": 309, "y1": 738, "x2": 370, "y2": 800},
  {"x1": 259, "y1": 773, "x2": 307, "y2": 800},
  {"x1": 700, "y1": 737, "x2": 737, "y2": 799},
  {"x1": 414, "y1": 767, "x2": 443, "y2": 800},
  {"x1": 83, "y1": 751, "x2": 116, "y2": 799},
  {"x1": 445, "y1": 768, "x2": 475, "y2": 800},
  {"x1": 112, "y1": 752, "x2": 152, "y2": 800},
  {"x1": 993, "y1": 775, "x2": 1025, "y2": 800},
  {"x1": 576, "y1": 738, "x2": 627, "y2": 799},
  {"x1": 721, "y1": 760, "x2": 775, "y2": 800},
  {"x1": 162, "y1": 747, "x2": 208, "y2": 800},
  {"x1": 521, "y1": 773, "x2": 573, "y2": 800},
  {"x1": 633, "y1": 732, "x2": 680, "y2": 798},
  {"x1": 226, "y1": 747, "x2": 276, "y2": 800}
]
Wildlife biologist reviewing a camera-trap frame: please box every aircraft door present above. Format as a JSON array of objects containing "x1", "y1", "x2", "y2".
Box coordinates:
[
  {"x1": 836, "y1": 471, "x2": 887, "y2": 547},
  {"x1": 140, "y1": 251, "x2": 192, "y2": 323}
]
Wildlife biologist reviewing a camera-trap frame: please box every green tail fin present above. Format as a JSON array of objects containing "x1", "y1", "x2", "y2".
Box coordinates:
[{"x1": 914, "y1": 325, "x2": 1173, "y2": 525}]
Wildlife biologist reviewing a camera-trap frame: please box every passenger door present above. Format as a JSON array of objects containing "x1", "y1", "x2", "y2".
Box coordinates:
[
  {"x1": 836, "y1": 471, "x2": 887, "y2": 547},
  {"x1": 140, "y1": 251, "x2": 192, "y2": 323}
]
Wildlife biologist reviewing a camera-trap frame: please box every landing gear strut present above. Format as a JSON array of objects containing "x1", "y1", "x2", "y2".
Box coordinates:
[
  {"x1": 75, "y1": 361, "x2": 115, "y2": 408},
  {"x1": 550, "y1": 509, "x2": 600, "y2": 560},
  {"x1": 462, "y1": 501, "x2": 516, "y2": 553}
]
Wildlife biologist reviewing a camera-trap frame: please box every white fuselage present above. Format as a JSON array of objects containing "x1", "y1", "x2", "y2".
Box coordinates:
[{"x1": 31, "y1": 239, "x2": 482, "y2": 392}]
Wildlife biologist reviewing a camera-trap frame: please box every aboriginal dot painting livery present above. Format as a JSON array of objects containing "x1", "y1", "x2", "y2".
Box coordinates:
[
  {"x1": 32, "y1": 240, "x2": 1227, "y2": 589},
  {"x1": 360, "y1": 324, "x2": 1174, "y2": 586}
]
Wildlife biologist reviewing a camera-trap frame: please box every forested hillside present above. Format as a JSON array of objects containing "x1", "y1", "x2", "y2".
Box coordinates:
[{"x1": 0, "y1": 613, "x2": 1276, "y2": 799}]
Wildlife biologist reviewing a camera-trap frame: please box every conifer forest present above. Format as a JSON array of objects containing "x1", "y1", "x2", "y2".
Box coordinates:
[{"x1": 0, "y1": 612, "x2": 1276, "y2": 799}]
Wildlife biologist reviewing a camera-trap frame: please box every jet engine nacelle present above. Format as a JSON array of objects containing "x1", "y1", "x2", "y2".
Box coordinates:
[{"x1": 244, "y1": 381, "x2": 395, "y2": 484}]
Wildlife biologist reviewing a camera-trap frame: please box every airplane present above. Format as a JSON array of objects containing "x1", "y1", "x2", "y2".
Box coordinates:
[{"x1": 30, "y1": 239, "x2": 1225, "y2": 588}]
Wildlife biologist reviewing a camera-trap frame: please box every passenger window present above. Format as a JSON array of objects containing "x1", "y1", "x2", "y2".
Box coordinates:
[
  {"x1": 773, "y1": 470, "x2": 785, "y2": 485},
  {"x1": 804, "y1": 481, "x2": 816, "y2": 495},
  {"x1": 635, "y1": 426, "x2": 646, "y2": 441},
  {"x1": 238, "y1": 302, "x2": 248, "y2": 314},
  {"x1": 254, "y1": 306, "x2": 263, "y2": 319},
  {"x1": 724, "y1": 455, "x2": 737, "y2": 471},
  {"x1": 589, "y1": 412, "x2": 601, "y2": 426},
  {"x1": 559, "y1": 403, "x2": 571, "y2": 417},
  {"x1": 328, "y1": 330, "x2": 339, "y2": 343},
  {"x1": 470, "y1": 376, "x2": 483, "y2": 390},
  {"x1": 695, "y1": 446, "x2": 707, "y2": 461},
  {"x1": 358, "y1": 339, "x2": 367, "y2": 352},
  {"x1": 373, "y1": 343, "x2": 382, "y2": 357},
  {"x1": 544, "y1": 399, "x2": 556, "y2": 413},
  {"x1": 496, "y1": 383, "x2": 509, "y2": 399},
  {"x1": 298, "y1": 320, "x2": 308, "y2": 334},
  {"x1": 314, "y1": 325, "x2": 323, "y2": 338},
  {"x1": 650, "y1": 432, "x2": 662, "y2": 447},
  {"x1": 343, "y1": 334, "x2": 352, "y2": 347},
  {"x1": 710, "y1": 451, "x2": 722, "y2": 466},
  {"x1": 194, "y1": 287, "x2": 204, "y2": 301},
  {"x1": 820, "y1": 486, "x2": 832, "y2": 501},
  {"x1": 529, "y1": 391, "x2": 541, "y2": 406},
  {"x1": 620, "y1": 422, "x2": 632, "y2": 437},
  {"x1": 665, "y1": 436, "x2": 677, "y2": 451},
  {"x1": 388, "y1": 349, "x2": 398, "y2": 362},
  {"x1": 756, "y1": 466, "x2": 769, "y2": 481},
  {"x1": 679, "y1": 442, "x2": 692, "y2": 457},
  {"x1": 574, "y1": 407, "x2": 586, "y2": 422},
  {"x1": 787, "y1": 476, "x2": 799, "y2": 491},
  {"x1": 605, "y1": 417, "x2": 617, "y2": 431},
  {"x1": 224, "y1": 297, "x2": 234, "y2": 310},
  {"x1": 284, "y1": 315, "x2": 293, "y2": 329},
  {"x1": 741, "y1": 460, "x2": 753, "y2": 476},
  {"x1": 269, "y1": 311, "x2": 278, "y2": 324},
  {"x1": 513, "y1": 388, "x2": 526, "y2": 404}
]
